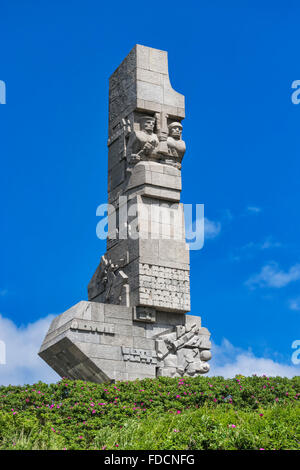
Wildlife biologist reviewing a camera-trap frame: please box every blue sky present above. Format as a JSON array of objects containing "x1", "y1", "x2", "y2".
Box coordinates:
[{"x1": 0, "y1": 0, "x2": 300, "y2": 384}]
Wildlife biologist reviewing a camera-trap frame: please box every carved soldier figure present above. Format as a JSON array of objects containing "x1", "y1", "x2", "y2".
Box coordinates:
[
  {"x1": 167, "y1": 121, "x2": 186, "y2": 167},
  {"x1": 177, "y1": 348, "x2": 210, "y2": 375},
  {"x1": 127, "y1": 115, "x2": 159, "y2": 164}
]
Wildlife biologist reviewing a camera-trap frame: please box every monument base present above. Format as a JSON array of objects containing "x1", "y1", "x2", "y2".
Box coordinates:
[{"x1": 39, "y1": 301, "x2": 211, "y2": 383}]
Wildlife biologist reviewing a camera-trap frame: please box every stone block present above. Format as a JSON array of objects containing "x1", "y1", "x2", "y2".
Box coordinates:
[
  {"x1": 100, "y1": 334, "x2": 134, "y2": 348},
  {"x1": 133, "y1": 336, "x2": 155, "y2": 350},
  {"x1": 104, "y1": 304, "x2": 133, "y2": 320},
  {"x1": 125, "y1": 361, "x2": 156, "y2": 376},
  {"x1": 143, "y1": 100, "x2": 162, "y2": 113},
  {"x1": 137, "y1": 81, "x2": 163, "y2": 104},
  {"x1": 78, "y1": 342, "x2": 123, "y2": 361},
  {"x1": 185, "y1": 314, "x2": 201, "y2": 330},
  {"x1": 162, "y1": 75, "x2": 185, "y2": 108},
  {"x1": 149, "y1": 48, "x2": 168, "y2": 74},
  {"x1": 137, "y1": 68, "x2": 162, "y2": 86},
  {"x1": 136, "y1": 44, "x2": 150, "y2": 70}
]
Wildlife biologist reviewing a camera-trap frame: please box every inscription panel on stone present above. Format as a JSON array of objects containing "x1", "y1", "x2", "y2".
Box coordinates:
[
  {"x1": 139, "y1": 263, "x2": 190, "y2": 311},
  {"x1": 70, "y1": 320, "x2": 115, "y2": 335},
  {"x1": 122, "y1": 346, "x2": 157, "y2": 364},
  {"x1": 133, "y1": 306, "x2": 156, "y2": 323}
]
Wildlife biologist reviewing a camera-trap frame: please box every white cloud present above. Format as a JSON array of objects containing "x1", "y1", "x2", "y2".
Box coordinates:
[
  {"x1": 204, "y1": 217, "x2": 221, "y2": 240},
  {"x1": 289, "y1": 297, "x2": 300, "y2": 311},
  {"x1": 246, "y1": 206, "x2": 262, "y2": 214},
  {"x1": 230, "y1": 238, "x2": 283, "y2": 263},
  {"x1": 209, "y1": 338, "x2": 299, "y2": 378},
  {"x1": 185, "y1": 211, "x2": 221, "y2": 251},
  {"x1": 260, "y1": 238, "x2": 282, "y2": 250},
  {"x1": 243, "y1": 238, "x2": 282, "y2": 251},
  {"x1": 0, "y1": 314, "x2": 60, "y2": 386},
  {"x1": 221, "y1": 209, "x2": 234, "y2": 222},
  {"x1": 246, "y1": 262, "x2": 300, "y2": 289}
]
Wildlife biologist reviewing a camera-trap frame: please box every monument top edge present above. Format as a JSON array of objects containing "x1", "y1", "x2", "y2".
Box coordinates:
[
  {"x1": 109, "y1": 44, "x2": 169, "y2": 79},
  {"x1": 134, "y1": 44, "x2": 168, "y2": 53}
]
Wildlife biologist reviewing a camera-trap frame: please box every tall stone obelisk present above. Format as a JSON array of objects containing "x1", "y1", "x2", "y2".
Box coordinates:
[{"x1": 39, "y1": 45, "x2": 212, "y2": 383}]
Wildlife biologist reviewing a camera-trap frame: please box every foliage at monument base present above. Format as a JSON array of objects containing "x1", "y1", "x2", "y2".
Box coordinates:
[{"x1": 0, "y1": 376, "x2": 299, "y2": 450}]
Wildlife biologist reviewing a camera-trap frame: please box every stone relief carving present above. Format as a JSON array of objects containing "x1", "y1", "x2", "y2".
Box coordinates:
[
  {"x1": 127, "y1": 115, "x2": 159, "y2": 164},
  {"x1": 166, "y1": 122, "x2": 186, "y2": 169},
  {"x1": 126, "y1": 113, "x2": 186, "y2": 169},
  {"x1": 88, "y1": 254, "x2": 130, "y2": 305},
  {"x1": 155, "y1": 323, "x2": 211, "y2": 377},
  {"x1": 107, "y1": 118, "x2": 131, "y2": 148}
]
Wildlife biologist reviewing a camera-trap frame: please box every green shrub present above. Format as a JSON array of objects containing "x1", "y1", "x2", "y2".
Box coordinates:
[{"x1": 0, "y1": 375, "x2": 299, "y2": 450}]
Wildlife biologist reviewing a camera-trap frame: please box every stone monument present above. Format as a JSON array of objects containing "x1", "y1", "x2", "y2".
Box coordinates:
[{"x1": 39, "y1": 45, "x2": 212, "y2": 382}]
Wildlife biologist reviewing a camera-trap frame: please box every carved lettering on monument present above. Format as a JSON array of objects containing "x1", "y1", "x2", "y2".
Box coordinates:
[
  {"x1": 70, "y1": 320, "x2": 115, "y2": 334},
  {"x1": 139, "y1": 263, "x2": 190, "y2": 312},
  {"x1": 122, "y1": 346, "x2": 157, "y2": 364}
]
